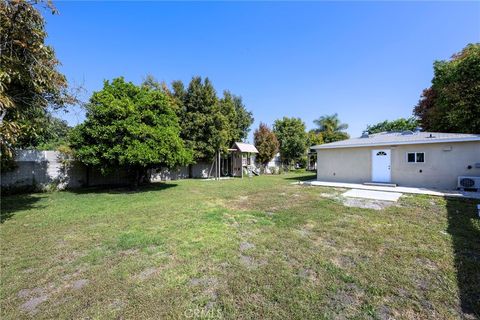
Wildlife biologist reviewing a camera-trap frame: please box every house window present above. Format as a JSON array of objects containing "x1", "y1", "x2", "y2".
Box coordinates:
[
  {"x1": 416, "y1": 153, "x2": 424, "y2": 163},
  {"x1": 407, "y1": 152, "x2": 425, "y2": 163}
]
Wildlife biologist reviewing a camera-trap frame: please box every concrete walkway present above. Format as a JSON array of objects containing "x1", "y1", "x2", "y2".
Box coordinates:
[
  {"x1": 342, "y1": 189, "x2": 403, "y2": 202},
  {"x1": 297, "y1": 180, "x2": 480, "y2": 200}
]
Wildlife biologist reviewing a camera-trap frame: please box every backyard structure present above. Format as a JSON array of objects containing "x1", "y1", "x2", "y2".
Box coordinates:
[
  {"x1": 311, "y1": 131, "x2": 480, "y2": 189},
  {"x1": 1, "y1": 143, "x2": 260, "y2": 190},
  {"x1": 228, "y1": 142, "x2": 259, "y2": 178}
]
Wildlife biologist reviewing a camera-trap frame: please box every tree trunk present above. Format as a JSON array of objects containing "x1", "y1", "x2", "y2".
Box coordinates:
[
  {"x1": 86, "y1": 165, "x2": 90, "y2": 187},
  {"x1": 133, "y1": 167, "x2": 140, "y2": 189}
]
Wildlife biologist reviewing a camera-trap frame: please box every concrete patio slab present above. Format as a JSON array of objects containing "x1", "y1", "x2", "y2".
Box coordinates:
[
  {"x1": 296, "y1": 180, "x2": 480, "y2": 200},
  {"x1": 342, "y1": 189, "x2": 402, "y2": 202}
]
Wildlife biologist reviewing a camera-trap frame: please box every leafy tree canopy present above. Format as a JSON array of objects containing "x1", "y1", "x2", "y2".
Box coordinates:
[
  {"x1": 0, "y1": 0, "x2": 75, "y2": 168},
  {"x1": 17, "y1": 114, "x2": 71, "y2": 150},
  {"x1": 414, "y1": 43, "x2": 480, "y2": 133},
  {"x1": 254, "y1": 123, "x2": 279, "y2": 167},
  {"x1": 273, "y1": 117, "x2": 307, "y2": 165},
  {"x1": 307, "y1": 130, "x2": 324, "y2": 146},
  {"x1": 70, "y1": 77, "x2": 192, "y2": 186},
  {"x1": 172, "y1": 76, "x2": 253, "y2": 161},
  {"x1": 313, "y1": 113, "x2": 349, "y2": 143},
  {"x1": 366, "y1": 117, "x2": 419, "y2": 134}
]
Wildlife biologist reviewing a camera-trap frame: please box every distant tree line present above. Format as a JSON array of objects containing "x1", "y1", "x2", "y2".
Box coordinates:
[
  {"x1": 254, "y1": 113, "x2": 350, "y2": 171},
  {"x1": 70, "y1": 76, "x2": 254, "y2": 186},
  {"x1": 2, "y1": 1, "x2": 478, "y2": 186},
  {"x1": 0, "y1": 0, "x2": 77, "y2": 169},
  {"x1": 413, "y1": 43, "x2": 479, "y2": 133},
  {"x1": 170, "y1": 76, "x2": 254, "y2": 161},
  {"x1": 366, "y1": 43, "x2": 479, "y2": 134},
  {"x1": 366, "y1": 117, "x2": 419, "y2": 134}
]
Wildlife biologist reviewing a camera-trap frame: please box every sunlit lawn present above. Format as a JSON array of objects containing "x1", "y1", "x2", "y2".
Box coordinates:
[{"x1": 1, "y1": 172, "x2": 479, "y2": 319}]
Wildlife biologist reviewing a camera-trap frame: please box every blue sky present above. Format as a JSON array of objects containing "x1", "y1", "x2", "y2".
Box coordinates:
[{"x1": 45, "y1": 1, "x2": 480, "y2": 142}]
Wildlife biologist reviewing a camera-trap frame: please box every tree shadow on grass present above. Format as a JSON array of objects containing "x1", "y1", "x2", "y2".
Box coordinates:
[
  {"x1": 66, "y1": 181, "x2": 178, "y2": 195},
  {"x1": 282, "y1": 172, "x2": 317, "y2": 182},
  {"x1": 446, "y1": 197, "x2": 480, "y2": 317},
  {"x1": 1, "y1": 193, "x2": 46, "y2": 223}
]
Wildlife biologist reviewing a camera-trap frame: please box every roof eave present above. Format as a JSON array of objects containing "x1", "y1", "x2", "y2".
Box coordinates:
[{"x1": 311, "y1": 137, "x2": 480, "y2": 150}]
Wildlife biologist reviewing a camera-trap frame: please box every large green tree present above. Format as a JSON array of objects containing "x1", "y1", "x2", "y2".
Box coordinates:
[
  {"x1": 17, "y1": 114, "x2": 71, "y2": 150},
  {"x1": 219, "y1": 91, "x2": 254, "y2": 145},
  {"x1": 254, "y1": 122, "x2": 279, "y2": 168},
  {"x1": 307, "y1": 130, "x2": 324, "y2": 147},
  {"x1": 173, "y1": 77, "x2": 253, "y2": 162},
  {"x1": 70, "y1": 77, "x2": 192, "y2": 187},
  {"x1": 179, "y1": 77, "x2": 224, "y2": 161},
  {"x1": 313, "y1": 113, "x2": 349, "y2": 143},
  {"x1": 366, "y1": 117, "x2": 419, "y2": 134},
  {"x1": 273, "y1": 117, "x2": 307, "y2": 166},
  {"x1": 0, "y1": 0, "x2": 74, "y2": 167},
  {"x1": 414, "y1": 43, "x2": 480, "y2": 133}
]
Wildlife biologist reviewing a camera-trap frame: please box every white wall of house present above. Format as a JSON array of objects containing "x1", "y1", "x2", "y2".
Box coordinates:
[
  {"x1": 316, "y1": 141, "x2": 480, "y2": 189},
  {"x1": 258, "y1": 153, "x2": 281, "y2": 173}
]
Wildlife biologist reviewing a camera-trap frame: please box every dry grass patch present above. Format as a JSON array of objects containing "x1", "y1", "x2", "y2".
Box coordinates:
[{"x1": 1, "y1": 172, "x2": 479, "y2": 319}]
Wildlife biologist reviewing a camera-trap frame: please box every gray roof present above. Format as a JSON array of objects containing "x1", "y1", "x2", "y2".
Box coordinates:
[
  {"x1": 232, "y1": 142, "x2": 259, "y2": 153},
  {"x1": 311, "y1": 131, "x2": 480, "y2": 150}
]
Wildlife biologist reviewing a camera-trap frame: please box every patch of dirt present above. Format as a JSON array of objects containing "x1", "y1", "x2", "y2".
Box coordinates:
[
  {"x1": 119, "y1": 248, "x2": 140, "y2": 256},
  {"x1": 326, "y1": 283, "x2": 364, "y2": 314},
  {"x1": 319, "y1": 192, "x2": 340, "y2": 199},
  {"x1": 19, "y1": 295, "x2": 49, "y2": 315},
  {"x1": 54, "y1": 250, "x2": 86, "y2": 264},
  {"x1": 297, "y1": 229, "x2": 310, "y2": 237},
  {"x1": 297, "y1": 222, "x2": 315, "y2": 237},
  {"x1": 312, "y1": 235, "x2": 337, "y2": 250},
  {"x1": 17, "y1": 287, "x2": 45, "y2": 299},
  {"x1": 414, "y1": 276, "x2": 430, "y2": 291},
  {"x1": 22, "y1": 268, "x2": 35, "y2": 274},
  {"x1": 62, "y1": 266, "x2": 87, "y2": 281},
  {"x1": 72, "y1": 279, "x2": 89, "y2": 290},
  {"x1": 18, "y1": 275, "x2": 92, "y2": 314},
  {"x1": 189, "y1": 277, "x2": 219, "y2": 302},
  {"x1": 342, "y1": 198, "x2": 395, "y2": 210},
  {"x1": 225, "y1": 190, "x2": 312, "y2": 213},
  {"x1": 189, "y1": 277, "x2": 218, "y2": 287},
  {"x1": 239, "y1": 254, "x2": 266, "y2": 269},
  {"x1": 239, "y1": 242, "x2": 255, "y2": 251},
  {"x1": 415, "y1": 257, "x2": 438, "y2": 271},
  {"x1": 298, "y1": 268, "x2": 317, "y2": 282},
  {"x1": 331, "y1": 255, "x2": 356, "y2": 269},
  {"x1": 109, "y1": 299, "x2": 126, "y2": 311},
  {"x1": 135, "y1": 267, "x2": 161, "y2": 281},
  {"x1": 377, "y1": 305, "x2": 394, "y2": 320}
]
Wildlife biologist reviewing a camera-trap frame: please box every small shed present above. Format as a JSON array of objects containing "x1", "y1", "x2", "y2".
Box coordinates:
[{"x1": 228, "y1": 142, "x2": 259, "y2": 178}]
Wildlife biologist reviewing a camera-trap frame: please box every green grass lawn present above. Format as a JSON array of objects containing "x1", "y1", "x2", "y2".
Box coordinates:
[{"x1": 1, "y1": 172, "x2": 479, "y2": 319}]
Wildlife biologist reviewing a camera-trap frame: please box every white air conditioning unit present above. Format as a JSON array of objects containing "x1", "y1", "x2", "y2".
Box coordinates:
[{"x1": 457, "y1": 176, "x2": 480, "y2": 190}]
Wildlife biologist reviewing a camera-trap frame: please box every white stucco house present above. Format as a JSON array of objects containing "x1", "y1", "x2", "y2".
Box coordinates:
[{"x1": 311, "y1": 131, "x2": 480, "y2": 190}]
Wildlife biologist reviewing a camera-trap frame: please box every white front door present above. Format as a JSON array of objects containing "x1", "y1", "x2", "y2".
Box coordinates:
[{"x1": 371, "y1": 149, "x2": 391, "y2": 182}]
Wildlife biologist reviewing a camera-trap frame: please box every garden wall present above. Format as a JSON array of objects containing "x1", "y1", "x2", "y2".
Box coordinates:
[{"x1": 0, "y1": 150, "x2": 213, "y2": 191}]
